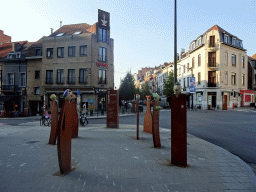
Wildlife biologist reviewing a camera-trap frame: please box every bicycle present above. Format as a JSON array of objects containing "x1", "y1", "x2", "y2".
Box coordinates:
[
  {"x1": 40, "y1": 115, "x2": 51, "y2": 126},
  {"x1": 79, "y1": 112, "x2": 88, "y2": 126}
]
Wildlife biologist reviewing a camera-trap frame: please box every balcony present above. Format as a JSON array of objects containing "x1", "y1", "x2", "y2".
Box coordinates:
[
  {"x1": 45, "y1": 78, "x2": 53, "y2": 84},
  {"x1": 208, "y1": 83, "x2": 217, "y2": 87},
  {"x1": 208, "y1": 41, "x2": 217, "y2": 51},
  {"x1": 56, "y1": 77, "x2": 65, "y2": 84},
  {"x1": 98, "y1": 77, "x2": 107, "y2": 84},
  {"x1": 1, "y1": 85, "x2": 19, "y2": 91},
  {"x1": 208, "y1": 58, "x2": 217, "y2": 68},
  {"x1": 67, "y1": 77, "x2": 76, "y2": 84}
]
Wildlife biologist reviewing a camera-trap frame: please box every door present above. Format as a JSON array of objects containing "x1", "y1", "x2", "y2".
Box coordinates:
[
  {"x1": 222, "y1": 95, "x2": 227, "y2": 110},
  {"x1": 207, "y1": 95, "x2": 212, "y2": 109},
  {"x1": 212, "y1": 95, "x2": 216, "y2": 108}
]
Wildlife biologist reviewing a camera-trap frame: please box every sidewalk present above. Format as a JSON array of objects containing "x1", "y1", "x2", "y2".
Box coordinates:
[{"x1": 0, "y1": 122, "x2": 255, "y2": 191}]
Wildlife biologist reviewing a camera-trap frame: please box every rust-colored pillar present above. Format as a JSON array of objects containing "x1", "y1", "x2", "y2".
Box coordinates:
[
  {"x1": 136, "y1": 95, "x2": 140, "y2": 140},
  {"x1": 171, "y1": 94, "x2": 187, "y2": 167},
  {"x1": 143, "y1": 100, "x2": 152, "y2": 133},
  {"x1": 107, "y1": 90, "x2": 119, "y2": 128},
  {"x1": 71, "y1": 100, "x2": 79, "y2": 138},
  {"x1": 56, "y1": 100, "x2": 74, "y2": 175},
  {"x1": 48, "y1": 100, "x2": 59, "y2": 145},
  {"x1": 151, "y1": 100, "x2": 161, "y2": 148}
]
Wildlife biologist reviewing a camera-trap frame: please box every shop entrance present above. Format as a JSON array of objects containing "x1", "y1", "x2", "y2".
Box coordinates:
[{"x1": 207, "y1": 92, "x2": 216, "y2": 109}]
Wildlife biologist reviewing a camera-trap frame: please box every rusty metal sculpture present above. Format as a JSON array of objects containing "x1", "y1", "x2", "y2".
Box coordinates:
[
  {"x1": 107, "y1": 90, "x2": 119, "y2": 128},
  {"x1": 171, "y1": 88, "x2": 187, "y2": 167},
  {"x1": 71, "y1": 100, "x2": 79, "y2": 138},
  {"x1": 143, "y1": 95, "x2": 152, "y2": 133},
  {"x1": 151, "y1": 93, "x2": 162, "y2": 148},
  {"x1": 48, "y1": 94, "x2": 59, "y2": 145},
  {"x1": 55, "y1": 89, "x2": 76, "y2": 175}
]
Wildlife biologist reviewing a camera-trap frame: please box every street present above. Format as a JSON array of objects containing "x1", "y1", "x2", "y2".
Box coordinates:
[{"x1": 1, "y1": 109, "x2": 256, "y2": 175}]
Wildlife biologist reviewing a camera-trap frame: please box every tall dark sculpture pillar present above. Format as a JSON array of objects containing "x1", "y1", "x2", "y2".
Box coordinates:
[
  {"x1": 71, "y1": 100, "x2": 79, "y2": 138},
  {"x1": 107, "y1": 90, "x2": 119, "y2": 128},
  {"x1": 143, "y1": 96, "x2": 152, "y2": 133},
  {"x1": 151, "y1": 94, "x2": 161, "y2": 148},
  {"x1": 171, "y1": 94, "x2": 187, "y2": 167},
  {"x1": 48, "y1": 94, "x2": 59, "y2": 145}
]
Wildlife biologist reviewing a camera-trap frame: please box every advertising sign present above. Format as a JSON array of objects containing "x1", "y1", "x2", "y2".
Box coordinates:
[
  {"x1": 189, "y1": 77, "x2": 196, "y2": 93},
  {"x1": 88, "y1": 99, "x2": 94, "y2": 109},
  {"x1": 98, "y1": 9, "x2": 110, "y2": 29}
]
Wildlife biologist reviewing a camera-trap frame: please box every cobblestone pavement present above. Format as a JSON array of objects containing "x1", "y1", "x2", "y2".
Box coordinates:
[{"x1": 0, "y1": 122, "x2": 255, "y2": 192}]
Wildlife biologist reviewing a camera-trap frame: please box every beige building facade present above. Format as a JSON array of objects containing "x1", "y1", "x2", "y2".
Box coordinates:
[{"x1": 178, "y1": 25, "x2": 248, "y2": 110}]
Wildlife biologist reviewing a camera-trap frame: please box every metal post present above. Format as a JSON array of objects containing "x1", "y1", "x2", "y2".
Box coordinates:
[
  {"x1": 174, "y1": 0, "x2": 177, "y2": 83},
  {"x1": 44, "y1": 93, "x2": 46, "y2": 116},
  {"x1": 136, "y1": 99, "x2": 139, "y2": 140}
]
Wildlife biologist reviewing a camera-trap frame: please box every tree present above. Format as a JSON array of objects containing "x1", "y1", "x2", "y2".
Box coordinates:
[
  {"x1": 119, "y1": 72, "x2": 137, "y2": 101},
  {"x1": 140, "y1": 82, "x2": 151, "y2": 100},
  {"x1": 163, "y1": 71, "x2": 175, "y2": 98}
]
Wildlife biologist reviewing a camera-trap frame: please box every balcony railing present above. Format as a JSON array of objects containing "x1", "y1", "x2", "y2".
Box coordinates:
[
  {"x1": 45, "y1": 78, "x2": 53, "y2": 84},
  {"x1": 56, "y1": 77, "x2": 65, "y2": 84},
  {"x1": 67, "y1": 77, "x2": 76, "y2": 84},
  {"x1": 2, "y1": 85, "x2": 19, "y2": 91},
  {"x1": 98, "y1": 77, "x2": 107, "y2": 84},
  {"x1": 208, "y1": 83, "x2": 217, "y2": 87},
  {"x1": 208, "y1": 58, "x2": 216, "y2": 67}
]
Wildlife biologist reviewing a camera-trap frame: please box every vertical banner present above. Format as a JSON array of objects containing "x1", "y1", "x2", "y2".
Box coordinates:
[
  {"x1": 107, "y1": 90, "x2": 119, "y2": 128},
  {"x1": 189, "y1": 77, "x2": 196, "y2": 93}
]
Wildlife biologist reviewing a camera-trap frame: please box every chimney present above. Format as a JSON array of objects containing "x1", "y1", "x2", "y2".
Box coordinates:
[
  {"x1": 12, "y1": 42, "x2": 16, "y2": 52},
  {"x1": 50, "y1": 28, "x2": 53, "y2": 34},
  {"x1": 60, "y1": 21, "x2": 62, "y2": 28},
  {"x1": 180, "y1": 48, "x2": 185, "y2": 59}
]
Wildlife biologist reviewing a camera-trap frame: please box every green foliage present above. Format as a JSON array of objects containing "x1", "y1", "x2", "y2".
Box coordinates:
[
  {"x1": 140, "y1": 82, "x2": 151, "y2": 100},
  {"x1": 119, "y1": 72, "x2": 137, "y2": 101},
  {"x1": 163, "y1": 71, "x2": 175, "y2": 97}
]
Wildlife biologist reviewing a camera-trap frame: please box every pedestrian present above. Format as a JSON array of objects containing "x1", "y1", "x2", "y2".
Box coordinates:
[
  {"x1": 125, "y1": 102, "x2": 128, "y2": 112},
  {"x1": 82, "y1": 103, "x2": 87, "y2": 116}
]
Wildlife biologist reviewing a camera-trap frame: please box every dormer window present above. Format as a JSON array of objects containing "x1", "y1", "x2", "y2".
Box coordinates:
[
  {"x1": 232, "y1": 37, "x2": 236, "y2": 46},
  {"x1": 192, "y1": 42, "x2": 195, "y2": 49},
  {"x1": 224, "y1": 34, "x2": 229, "y2": 43},
  {"x1": 198, "y1": 37, "x2": 202, "y2": 46},
  {"x1": 56, "y1": 33, "x2": 65, "y2": 37},
  {"x1": 73, "y1": 31, "x2": 82, "y2": 35}
]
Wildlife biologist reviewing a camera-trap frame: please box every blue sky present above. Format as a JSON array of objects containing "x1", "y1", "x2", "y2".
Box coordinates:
[{"x1": 1, "y1": 0, "x2": 255, "y2": 88}]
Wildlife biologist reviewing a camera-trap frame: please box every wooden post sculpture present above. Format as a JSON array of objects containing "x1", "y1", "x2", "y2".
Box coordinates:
[
  {"x1": 55, "y1": 89, "x2": 76, "y2": 175},
  {"x1": 143, "y1": 95, "x2": 152, "y2": 133},
  {"x1": 71, "y1": 100, "x2": 79, "y2": 138},
  {"x1": 136, "y1": 94, "x2": 140, "y2": 140},
  {"x1": 171, "y1": 83, "x2": 187, "y2": 167},
  {"x1": 151, "y1": 93, "x2": 162, "y2": 148},
  {"x1": 48, "y1": 94, "x2": 59, "y2": 145}
]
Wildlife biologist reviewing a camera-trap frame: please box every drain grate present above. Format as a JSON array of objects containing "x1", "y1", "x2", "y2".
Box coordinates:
[{"x1": 26, "y1": 141, "x2": 39, "y2": 144}]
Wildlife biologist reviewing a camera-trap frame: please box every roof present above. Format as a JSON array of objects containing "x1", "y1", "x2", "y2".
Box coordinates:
[
  {"x1": 49, "y1": 23, "x2": 95, "y2": 37},
  {"x1": 252, "y1": 53, "x2": 256, "y2": 60},
  {"x1": 0, "y1": 42, "x2": 12, "y2": 58},
  {"x1": 205, "y1": 24, "x2": 240, "y2": 40}
]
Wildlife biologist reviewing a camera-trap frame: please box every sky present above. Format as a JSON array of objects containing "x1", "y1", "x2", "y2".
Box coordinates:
[{"x1": 1, "y1": 0, "x2": 256, "y2": 88}]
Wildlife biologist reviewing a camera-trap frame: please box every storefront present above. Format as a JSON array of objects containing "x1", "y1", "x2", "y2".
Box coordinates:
[{"x1": 240, "y1": 90, "x2": 254, "y2": 107}]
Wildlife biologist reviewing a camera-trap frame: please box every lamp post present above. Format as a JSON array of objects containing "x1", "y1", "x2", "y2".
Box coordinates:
[{"x1": 174, "y1": 0, "x2": 177, "y2": 83}]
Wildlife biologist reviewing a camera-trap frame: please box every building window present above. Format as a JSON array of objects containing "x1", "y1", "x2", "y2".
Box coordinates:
[
  {"x1": 68, "y1": 69, "x2": 75, "y2": 84},
  {"x1": 224, "y1": 71, "x2": 228, "y2": 85},
  {"x1": 198, "y1": 72, "x2": 201, "y2": 85},
  {"x1": 231, "y1": 72, "x2": 236, "y2": 85},
  {"x1": 224, "y1": 52, "x2": 228, "y2": 66},
  {"x1": 34, "y1": 87, "x2": 39, "y2": 95},
  {"x1": 35, "y1": 71, "x2": 40, "y2": 79},
  {"x1": 187, "y1": 63, "x2": 189, "y2": 71},
  {"x1": 187, "y1": 77, "x2": 189, "y2": 87},
  {"x1": 192, "y1": 42, "x2": 195, "y2": 49},
  {"x1": 209, "y1": 36, "x2": 215, "y2": 47},
  {"x1": 232, "y1": 37, "x2": 236, "y2": 46},
  {"x1": 183, "y1": 65, "x2": 185, "y2": 73},
  {"x1": 183, "y1": 78, "x2": 186, "y2": 88},
  {"x1": 232, "y1": 54, "x2": 236, "y2": 66},
  {"x1": 224, "y1": 35, "x2": 229, "y2": 43},
  {"x1": 192, "y1": 57, "x2": 195, "y2": 68},
  {"x1": 98, "y1": 28, "x2": 107, "y2": 42},
  {"x1": 242, "y1": 56, "x2": 245, "y2": 68},
  {"x1": 46, "y1": 48, "x2": 53, "y2": 58},
  {"x1": 20, "y1": 73, "x2": 26, "y2": 87},
  {"x1": 57, "y1": 69, "x2": 64, "y2": 84},
  {"x1": 80, "y1": 45, "x2": 87, "y2": 56},
  {"x1": 79, "y1": 68, "x2": 87, "y2": 83},
  {"x1": 242, "y1": 74, "x2": 245, "y2": 86},
  {"x1": 99, "y1": 47, "x2": 107, "y2": 62},
  {"x1": 99, "y1": 69, "x2": 106, "y2": 84},
  {"x1": 35, "y1": 48, "x2": 42, "y2": 56},
  {"x1": 68, "y1": 46, "x2": 76, "y2": 57},
  {"x1": 198, "y1": 37, "x2": 201, "y2": 45},
  {"x1": 198, "y1": 54, "x2": 201, "y2": 67},
  {"x1": 57, "y1": 47, "x2": 64, "y2": 58},
  {"x1": 7, "y1": 73, "x2": 14, "y2": 85},
  {"x1": 46, "y1": 70, "x2": 53, "y2": 84}
]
